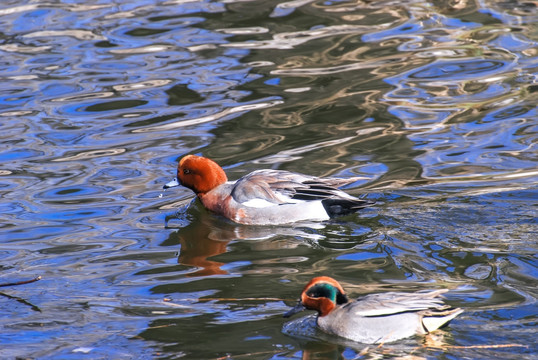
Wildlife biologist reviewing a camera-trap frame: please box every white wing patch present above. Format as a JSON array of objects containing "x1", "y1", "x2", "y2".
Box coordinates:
[{"x1": 242, "y1": 198, "x2": 276, "y2": 208}]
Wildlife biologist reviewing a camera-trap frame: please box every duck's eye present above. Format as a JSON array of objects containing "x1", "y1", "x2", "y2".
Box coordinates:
[{"x1": 183, "y1": 168, "x2": 192, "y2": 175}]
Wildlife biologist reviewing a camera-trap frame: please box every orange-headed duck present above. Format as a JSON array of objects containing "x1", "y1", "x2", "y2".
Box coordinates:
[{"x1": 163, "y1": 155, "x2": 374, "y2": 225}]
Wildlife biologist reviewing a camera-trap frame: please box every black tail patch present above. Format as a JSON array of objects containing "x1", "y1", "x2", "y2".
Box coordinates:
[{"x1": 321, "y1": 198, "x2": 375, "y2": 217}]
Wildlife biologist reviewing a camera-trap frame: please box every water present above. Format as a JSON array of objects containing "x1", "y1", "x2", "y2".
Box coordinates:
[{"x1": 0, "y1": 0, "x2": 536, "y2": 358}]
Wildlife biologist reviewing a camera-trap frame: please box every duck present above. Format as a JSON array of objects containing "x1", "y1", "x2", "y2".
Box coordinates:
[
  {"x1": 163, "y1": 155, "x2": 375, "y2": 225},
  {"x1": 283, "y1": 276, "x2": 463, "y2": 344}
]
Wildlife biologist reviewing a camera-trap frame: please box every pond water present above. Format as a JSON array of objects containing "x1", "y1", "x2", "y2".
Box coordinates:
[{"x1": 0, "y1": 0, "x2": 536, "y2": 359}]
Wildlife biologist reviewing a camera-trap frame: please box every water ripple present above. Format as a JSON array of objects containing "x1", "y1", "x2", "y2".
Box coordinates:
[
  {"x1": 23, "y1": 30, "x2": 106, "y2": 41},
  {"x1": 223, "y1": 25, "x2": 378, "y2": 50},
  {"x1": 404, "y1": 59, "x2": 512, "y2": 82},
  {"x1": 51, "y1": 148, "x2": 126, "y2": 162},
  {"x1": 0, "y1": 0, "x2": 536, "y2": 358},
  {"x1": 133, "y1": 99, "x2": 283, "y2": 132}
]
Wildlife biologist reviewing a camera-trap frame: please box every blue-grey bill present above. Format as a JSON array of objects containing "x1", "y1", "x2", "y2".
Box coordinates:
[
  {"x1": 283, "y1": 301, "x2": 305, "y2": 318},
  {"x1": 163, "y1": 178, "x2": 180, "y2": 189}
]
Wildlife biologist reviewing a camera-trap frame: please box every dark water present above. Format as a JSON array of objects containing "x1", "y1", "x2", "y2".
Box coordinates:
[{"x1": 1, "y1": 0, "x2": 536, "y2": 359}]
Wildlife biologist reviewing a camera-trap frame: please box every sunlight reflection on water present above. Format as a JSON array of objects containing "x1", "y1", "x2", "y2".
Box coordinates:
[{"x1": 0, "y1": 0, "x2": 536, "y2": 358}]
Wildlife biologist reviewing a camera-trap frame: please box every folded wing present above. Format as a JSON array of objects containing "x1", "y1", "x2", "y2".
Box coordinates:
[
  {"x1": 231, "y1": 170, "x2": 374, "y2": 215},
  {"x1": 349, "y1": 290, "x2": 451, "y2": 317}
]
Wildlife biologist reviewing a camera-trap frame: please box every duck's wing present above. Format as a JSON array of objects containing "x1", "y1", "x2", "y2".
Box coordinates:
[
  {"x1": 230, "y1": 170, "x2": 371, "y2": 209},
  {"x1": 229, "y1": 170, "x2": 301, "y2": 206},
  {"x1": 348, "y1": 290, "x2": 451, "y2": 317}
]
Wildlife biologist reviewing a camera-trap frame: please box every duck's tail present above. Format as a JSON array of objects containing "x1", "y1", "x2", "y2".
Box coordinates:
[
  {"x1": 322, "y1": 198, "x2": 376, "y2": 217},
  {"x1": 421, "y1": 307, "x2": 463, "y2": 333}
]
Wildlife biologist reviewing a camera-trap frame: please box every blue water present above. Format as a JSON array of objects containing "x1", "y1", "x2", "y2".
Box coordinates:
[{"x1": 0, "y1": 0, "x2": 536, "y2": 359}]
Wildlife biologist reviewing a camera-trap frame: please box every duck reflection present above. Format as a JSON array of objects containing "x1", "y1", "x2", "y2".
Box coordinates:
[
  {"x1": 162, "y1": 203, "x2": 231, "y2": 277},
  {"x1": 295, "y1": 342, "x2": 342, "y2": 360},
  {"x1": 162, "y1": 200, "x2": 322, "y2": 277}
]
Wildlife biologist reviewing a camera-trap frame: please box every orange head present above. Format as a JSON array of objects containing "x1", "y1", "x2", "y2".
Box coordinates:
[
  {"x1": 177, "y1": 155, "x2": 228, "y2": 195},
  {"x1": 284, "y1": 276, "x2": 349, "y2": 318}
]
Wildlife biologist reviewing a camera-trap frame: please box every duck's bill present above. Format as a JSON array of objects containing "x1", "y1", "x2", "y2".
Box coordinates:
[
  {"x1": 163, "y1": 178, "x2": 180, "y2": 189},
  {"x1": 283, "y1": 301, "x2": 305, "y2": 318}
]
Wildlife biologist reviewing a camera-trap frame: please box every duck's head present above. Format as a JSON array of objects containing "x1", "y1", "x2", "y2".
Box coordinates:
[
  {"x1": 284, "y1": 276, "x2": 349, "y2": 318},
  {"x1": 163, "y1": 155, "x2": 228, "y2": 195}
]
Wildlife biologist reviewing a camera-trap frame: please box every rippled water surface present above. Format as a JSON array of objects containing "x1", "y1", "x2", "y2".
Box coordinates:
[{"x1": 1, "y1": 0, "x2": 537, "y2": 359}]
